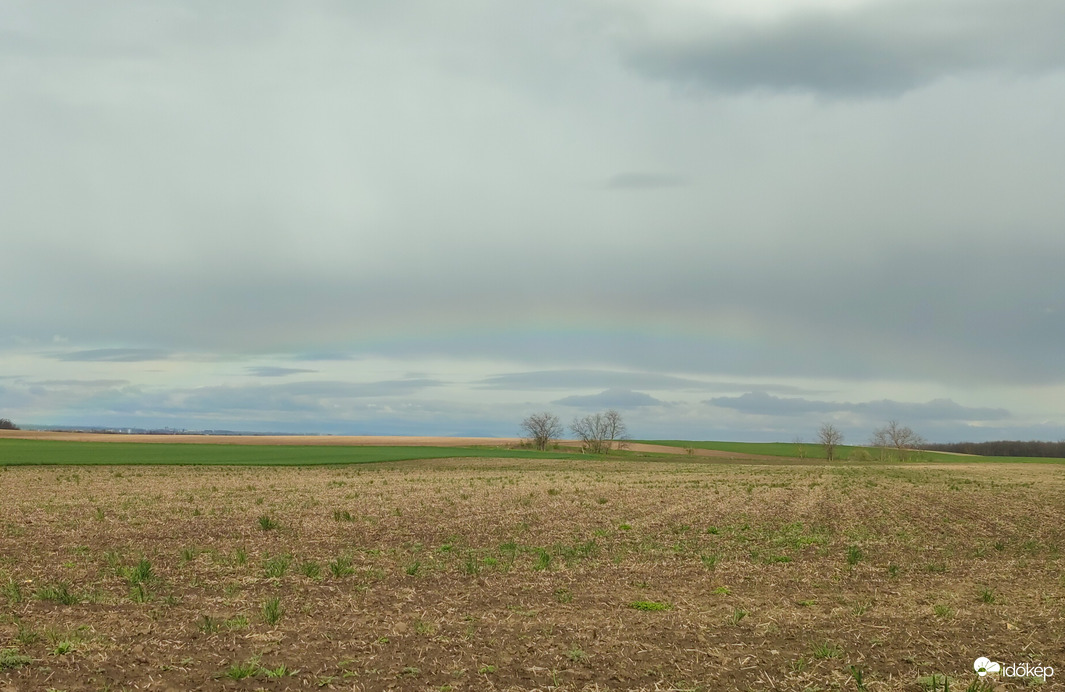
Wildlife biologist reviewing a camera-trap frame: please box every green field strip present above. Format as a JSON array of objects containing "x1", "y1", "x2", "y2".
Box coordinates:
[
  {"x1": 639, "y1": 439, "x2": 1065, "y2": 463},
  {"x1": 0, "y1": 439, "x2": 590, "y2": 466}
]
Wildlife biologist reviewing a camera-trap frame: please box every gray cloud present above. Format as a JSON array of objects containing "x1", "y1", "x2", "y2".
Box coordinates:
[
  {"x1": 606, "y1": 172, "x2": 685, "y2": 190},
  {"x1": 479, "y1": 370, "x2": 707, "y2": 391},
  {"x1": 623, "y1": 0, "x2": 1065, "y2": 96},
  {"x1": 1, "y1": 2, "x2": 1064, "y2": 440},
  {"x1": 52, "y1": 348, "x2": 172, "y2": 362},
  {"x1": 477, "y1": 369, "x2": 822, "y2": 394},
  {"x1": 707, "y1": 392, "x2": 1010, "y2": 422},
  {"x1": 174, "y1": 379, "x2": 444, "y2": 412},
  {"x1": 553, "y1": 388, "x2": 664, "y2": 408},
  {"x1": 30, "y1": 379, "x2": 129, "y2": 388},
  {"x1": 246, "y1": 366, "x2": 318, "y2": 378}
]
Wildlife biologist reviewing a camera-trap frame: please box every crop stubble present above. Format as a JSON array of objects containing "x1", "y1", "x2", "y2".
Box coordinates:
[{"x1": 1, "y1": 458, "x2": 1063, "y2": 691}]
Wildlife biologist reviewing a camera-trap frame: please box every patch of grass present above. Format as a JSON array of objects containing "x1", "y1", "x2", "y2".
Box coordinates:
[
  {"x1": 333, "y1": 509, "x2": 354, "y2": 522},
  {"x1": 461, "y1": 552, "x2": 480, "y2": 575},
  {"x1": 700, "y1": 554, "x2": 718, "y2": 569},
  {"x1": 198, "y1": 615, "x2": 221, "y2": 634},
  {"x1": 846, "y1": 545, "x2": 863, "y2": 566},
  {"x1": 555, "y1": 588, "x2": 573, "y2": 603},
  {"x1": 35, "y1": 582, "x2": 79, "y2": 605},
  {"x1": 262, "y1": 596, "x2": 283, "y2": 625},
  {"x1": 629, "y1": 600, "x2": 672, "y2": 611},
  {"x1": 223, "y1": 657, "x2": 261, "y2": 680},
  {"x1": 263, "y1": 662, "x2": 298, "y2": 678},
  {"x1": 2, "y1": 578, "x2": 23, "y2": 603},
  {"x1": 0, "y1": 648, "x2": 32, "y2": 670},
  {"x1": 329, "y1": 556, "x2": 354, "y2": 577},
  {"x1": 849, "y1": 665, "x2": 868, "y2": 691},
  {"x1": 300, "y1": 561, "x2": 321, "y2": 579},
  {"x1": 258, "y1": 515, "x2": 279, "y2": 531},
  {"x1": 120, "y1": 557, "x2": 155, "y2": 599},
  {"x1": 225, "y1": 614, "x2": 249, "y2": 630},
  {"x1": 129, "y1": 582, "x2": 151, "y2": 603},
  {"x1": 566, "y1": 647, "x2": 587, "y2": 663},
  {"x1": 812, "y1": 641, "x2": 841, "y2": 659},
  {"x1": 263, "y1": 553, "x2": 292, "y2": 578},
  {"x1": 532, "y1": 549, "x2": 551, "y2": 572},
  {"x1": 51, "y1": 640, "x2": 75, "y2": 656},
  {"x1": 979, "y1": 587, "x2": 996, "y2": 604},
  {"x1": 15, "y1": 623, "x2": 41, "y2": 645},
  {"x1": 727, "y1": 608, "x2": 749, "y2": 625},
  {"x1": 933, "y1": 603, "x2": 955, "y2": 619}
]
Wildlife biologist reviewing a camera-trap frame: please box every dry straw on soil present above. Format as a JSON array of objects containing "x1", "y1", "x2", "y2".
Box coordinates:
[{"x1": 1, "y1": 458, "x2": 1063, "y2": 691}]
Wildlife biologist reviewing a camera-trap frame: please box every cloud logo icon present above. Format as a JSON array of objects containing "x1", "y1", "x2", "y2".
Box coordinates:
[{"x1": 974, "y1": 657, "x2": 1001, "y2": 676}]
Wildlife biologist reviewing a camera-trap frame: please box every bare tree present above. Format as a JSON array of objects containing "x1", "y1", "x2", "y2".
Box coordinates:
[
  {"x1": 0, "y1": 418, "x2": 18, "y2": 430},
  {"x1": 520, "y1": 412, "x2": 563, "y2": 451},
  {"x1": 872, "y1": 421, "x2": 924, "y2": 461},
  {"x1": 817, "y1": 423, "x2": 843, "y2": 461},
  {"x1": 869, "y1": 427, "x2": 889, "y2": 461},
  {"x1": 792, "y1": 435, "x2": 807, "y2": 460},
  {"x1": 571, "y1": 410, "x2": 628, "y2": 454},
  {"x1": 603, "y1": 409, "x2": 628, "y2": 450}
]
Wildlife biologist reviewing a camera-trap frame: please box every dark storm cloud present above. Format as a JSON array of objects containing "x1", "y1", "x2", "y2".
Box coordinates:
[
  {"x1": 623, "y1": 0, "x2": 1065, "y2": 96},
  {"x1": 708, "y1": 391, "x2": 1009, "y2": 421},
  {"x1": 52, "y1": 348, "x2": 173, "y2": 362},
  {"x1": 553, "y1": 388, "x2": 663, "y2": 408},
  {"x1": 606, "y1": 172, "x2": 685, "y2": 190},
  {"x1": 246, "y1": 366, "x2": 318, "y2": 377}
]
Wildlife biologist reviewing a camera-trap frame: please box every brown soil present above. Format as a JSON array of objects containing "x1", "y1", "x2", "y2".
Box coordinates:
[{"x1": 1, "y1": 459, "x2": 1062, "y2": 691}]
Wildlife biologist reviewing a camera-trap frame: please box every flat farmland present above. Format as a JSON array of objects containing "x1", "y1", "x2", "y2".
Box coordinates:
[{"x1": 2, "y1": 457, "x2": 1064, "y2": 691}]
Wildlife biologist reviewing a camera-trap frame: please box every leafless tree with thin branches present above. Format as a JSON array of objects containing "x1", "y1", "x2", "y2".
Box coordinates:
[
  {"x1": 571, "y1": 410, "x2": 628, "y2": 454},
  {"x1": 520, "y1": 412, "x2": 563, "y2": 451},
  {"x1": 817, "y1": 423, "x2": 843, "y2": 461},
  {"x1": 872, "y1": 420, "x2": 924, "y2": 461}
]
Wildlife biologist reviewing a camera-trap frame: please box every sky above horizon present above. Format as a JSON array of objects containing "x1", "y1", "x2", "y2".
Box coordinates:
[{"x1": 3, "y1": 0, "x2": 1064, "y2": 443}]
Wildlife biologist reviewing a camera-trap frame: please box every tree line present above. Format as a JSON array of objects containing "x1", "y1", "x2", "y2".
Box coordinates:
[
  {"x1": 520, "y1": 410, "x2": 627, "y2": 454},
  {"x1": 924, "y1": 440, "x2": 1065, "y2": 458},
  {"x1": 0, "y1": 419, "x2": 18, "y2": 430},
  {"x1": 815, "y1": 420, "x2": 924, "y2": 461}
]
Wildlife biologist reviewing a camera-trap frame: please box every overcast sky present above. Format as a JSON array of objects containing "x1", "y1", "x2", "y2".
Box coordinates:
[{"x1": 2, "y1": 0, "x2": 1064, "y2": 443}]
